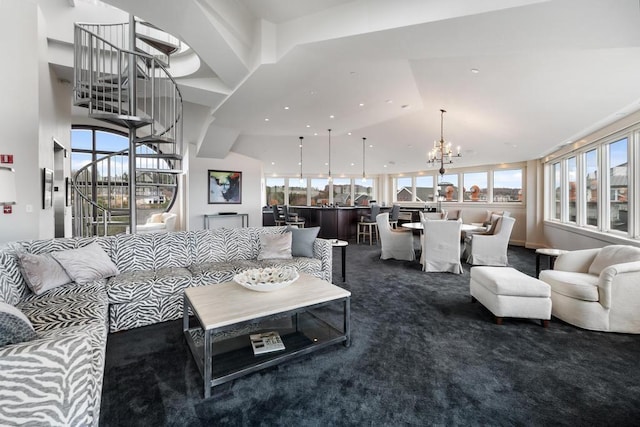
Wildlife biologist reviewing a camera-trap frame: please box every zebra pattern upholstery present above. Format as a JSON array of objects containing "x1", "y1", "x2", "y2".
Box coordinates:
[{"x1": 0, "y1": 226, "x2": 332, "y2": 425}]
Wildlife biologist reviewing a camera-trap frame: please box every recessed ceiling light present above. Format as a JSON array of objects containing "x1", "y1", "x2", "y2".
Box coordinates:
[
  {"x1": 329, "y1": 115, "x2": 335, "y2": 119},
  {"x1": 471, "y1": 68, "x2": 480, "y2": 74},
  {"x1": 383, "y1": 164, "x2": 387, "y2": 168},
  {"x1": 324, "y1": 162, "x2": 329, "y2": 166},
  {"x1": 350, "y1": 162, "x2": 355, "y2": 166},
  {"x1": 369, "y1": 144, "x2": 373, "y2": 148},
  {"x1": 359, "y1": 103, "x2": 364, "y2": 107},
  {"x1": 314, "y1": 132, "x2": 318, "y2": 136},
  {"x1": 306, "y1": 124, "x2": 311, "y2": 128},
  {"x1": 271, "y1": 162, "x2": 275, "y2": 165},
  {"x1": 386, "y1": 99, "x2": 393, "y2": 104},
  {"x1": 284, "y1": 106, "x2": 290, "y2": 110},
  {"x1": 347, "y1": 132, "x2": 352, "y2": 136},
  {"x1": 264, "y1": 118, "x2": 269, "y2": 122}
]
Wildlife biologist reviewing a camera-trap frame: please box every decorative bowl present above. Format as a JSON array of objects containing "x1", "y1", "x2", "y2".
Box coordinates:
[{"x1": 233, "y1": 267, "x2": 299, "y2": 292}]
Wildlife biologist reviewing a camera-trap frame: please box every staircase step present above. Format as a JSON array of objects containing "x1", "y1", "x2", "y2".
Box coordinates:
[
  {"x1": 136, "y1": 168, "x2": 183, "y2": 174},
  {"x1": 88, "y1": 112, "x2": 152, "y2": 129},
  {"x1": 135, "y1": 135, "x2": 176, "y2": 145},
  {"x1": 136, "y1": 153, "x2": 183, "y2": 160}
]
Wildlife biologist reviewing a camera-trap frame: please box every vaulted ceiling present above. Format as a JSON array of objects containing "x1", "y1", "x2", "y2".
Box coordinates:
[{"x1": 51, "y1": 0, "x2": 640, "y2": 176}]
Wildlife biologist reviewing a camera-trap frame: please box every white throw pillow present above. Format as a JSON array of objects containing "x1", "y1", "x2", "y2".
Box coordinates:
[
  {"x1": 17, "y1": 252, "x2": 72, "y2": 295},
  {"x1": 51, "y1": 242, "x2": 120, "y2": 284},
  {"x1": 588, "y1": 245, "x2": 640, "y2": 276},
  {"x1": 257, "y1": 233, "x2": 293, "y2": 260}
]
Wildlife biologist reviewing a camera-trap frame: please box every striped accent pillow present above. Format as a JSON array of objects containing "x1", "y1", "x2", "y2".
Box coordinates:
[{"x1": 0, "y1": 301, "x2": 37, "y2": 347}]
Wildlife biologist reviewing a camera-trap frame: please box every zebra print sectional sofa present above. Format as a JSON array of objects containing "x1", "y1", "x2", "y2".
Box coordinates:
[{"x1": 0, "y1": 226, "x2": 332, "y2": 426}]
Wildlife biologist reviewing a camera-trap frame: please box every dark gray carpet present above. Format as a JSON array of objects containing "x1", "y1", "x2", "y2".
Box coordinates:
[{"x1": 100, "y1": 242, "x2": 640, "y2": 426}]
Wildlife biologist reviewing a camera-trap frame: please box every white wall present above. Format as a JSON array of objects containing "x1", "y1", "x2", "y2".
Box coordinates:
[
  {"x1": 187, "y1": 145, "x2": 264, "y2": 230},
  {"x1": 0, "y1": 1, "x2": 71, "y2": 245}
]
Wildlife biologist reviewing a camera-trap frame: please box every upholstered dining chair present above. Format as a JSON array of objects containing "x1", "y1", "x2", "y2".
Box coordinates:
[
  {"x1": 388, "y1": 204, "x2": 401, "y2": 229},
  {"x1": 282, "y1": 205, "x2": 305, "y2": 227},
  {"x1": 272, "y1": 205, "x2": 286, "y2": 226},
  {"x1": 421, "y1": 218, "x2": 463, "y2": 273},
  {"x1": 464, "y1": 216, "x2": 516, "y2": 266},
  {"x1": 376, "y1": 212, "x2": 415, "y2": 261},
  {"x1": 357, "y1": 204, "x2": 381, "y2": 244}
]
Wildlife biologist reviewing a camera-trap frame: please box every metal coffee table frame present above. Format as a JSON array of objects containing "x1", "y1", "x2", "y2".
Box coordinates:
[{"x1": 183, "y1": 294, "x2": 351, "y2": 399}]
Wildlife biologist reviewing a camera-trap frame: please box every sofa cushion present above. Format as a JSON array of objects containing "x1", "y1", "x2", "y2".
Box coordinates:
[
  {"x1": 18, "y1": 297, "x2": 109, "y2": 333},
  {"x1": 16, "y1": 252, "x2": 72, "y2": 295},
  {"x1": 112, "y1": 232, "x2": 191, "y2": 272},
  {"x1": 540, "y1": 270, "x2": 600, "y2": 302},
  {"x1": 287, "y1": 226, "x2": 320, "y2": 258},
  {"x1": 52, "y1": 242, "x2": 119, "y2": 285},
  {"x1": 189, "y1": 260, "x2": 260, "y2": 285},
  {"x1": 0, "y1": 245, "x2": 30, "y2": 306},
  {"x1": 258, "y1": 233, "x2": 292, "y2": 260},
  {"x1": 588, "y1": 245, "x2": 640, "y2": 276},
  {"x1": 0, "y1": 301, "x2": 37, "y2": 347},
  {"x1": 21, "y1": 280, "x2": 108, "y2": 305},
  {"x1": 259, "y1": 257, "x2": 323, "y2": 277},
  {"x1": 106, "y1": 267, "x2": 193, "y2": 304}
]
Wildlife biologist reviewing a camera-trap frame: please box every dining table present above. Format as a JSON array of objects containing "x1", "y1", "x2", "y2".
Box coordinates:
[{"x1": 401, "y1": 222, "x2": 488, "y2": 233}]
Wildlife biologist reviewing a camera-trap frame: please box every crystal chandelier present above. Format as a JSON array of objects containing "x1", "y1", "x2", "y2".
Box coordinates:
[{"x1": 427, "y1": 109, "x2": 461, "y2": 175}]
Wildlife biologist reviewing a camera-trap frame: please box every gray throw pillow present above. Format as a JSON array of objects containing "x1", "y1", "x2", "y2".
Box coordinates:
[
  {"x1": 17, "y1": 252, "x2": 72, "y2": 295},
  {"x1": 257, "y1": 233, "x2": 293, "y2": 260},
  {"x1": 286, "y1": 226, "x2": 320, "y2": 258},
  {"x1": 0, "y1": 301, "x2": 37, "y2": 347},
  {"x1": 51, "y1": 242, "x2": 120, "y2": 284}
]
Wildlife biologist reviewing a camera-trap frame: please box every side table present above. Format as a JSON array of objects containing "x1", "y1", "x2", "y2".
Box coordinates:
[
  {"x1": 535, "y1": 248, "x2": 568, "y2": 278},
  {"x1": 331, "y1": 239, "x2": 348, "y2": 282}
]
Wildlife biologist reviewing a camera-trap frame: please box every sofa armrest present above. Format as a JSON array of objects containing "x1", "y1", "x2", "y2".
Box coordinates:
[
  {"x1": 312, "y1": 238, "x2": 332, "y2": 283},
  {"x1": 553, "y1": 248, "x2": 601, "y2": 273},
  {"x1": 597, "y1": 260, "x2": 640, "y2": 309},
  {"x1": 0, "y1": 332, "x2": 96, "y2": 426}
]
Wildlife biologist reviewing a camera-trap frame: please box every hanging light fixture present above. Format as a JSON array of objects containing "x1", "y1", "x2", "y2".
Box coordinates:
[
  {"x1": 298, "y1": 136, "x2": 304, "y2": 184},
  {"x1": 327, "y1": 128, "x2": 332, "y2": 182},
  {"x1": 427, "y1": 109, "x2": 461, "y2": 176},
  {"x1": 361, "y1": 137, "x2": 367, "y2": 183}
]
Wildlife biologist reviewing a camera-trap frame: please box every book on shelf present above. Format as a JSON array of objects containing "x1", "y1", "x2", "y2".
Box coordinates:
[{"x1": 250, "y1": 331, "x2": 285, "y2": 355}]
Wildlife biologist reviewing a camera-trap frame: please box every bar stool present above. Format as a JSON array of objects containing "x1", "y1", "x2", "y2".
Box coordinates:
[
  {"x1": 357, "y1": 204, "x2": 380, "y2": 245},
  {"x1": 272, "y1": 205, "x2": 286, "y2": 226},
  {"x1": 283, "y1": 205, "x2": 305, "y2": 228},
  {"x1": 388, "y1": 204, "x2": 401, "y2": 229}
]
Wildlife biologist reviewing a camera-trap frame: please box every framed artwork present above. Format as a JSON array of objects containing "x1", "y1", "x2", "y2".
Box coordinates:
[
  {"x1": 42, "y1": 168, "x2": 54, "y2": 209},
  {"x1": 208, "y1": 170, "x2": 242, "y2": 204}
]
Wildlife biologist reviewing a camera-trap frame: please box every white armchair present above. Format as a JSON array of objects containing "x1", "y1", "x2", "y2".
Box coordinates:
[
  {"x1": 376, "y1": 213, "x2": 415, "y2": 261},
  {"x1": 464, "y1": 216, "x2": 515, "y2": 266},
  {"x1": 136, "y1": 212, "x2": 177, "y2": 234},
  {"x1": 421, "y1": 218, "x2": 463, "y2": 274},
  {"x1": 539, "y1": 245, "x2": 640, "y2": 333}
]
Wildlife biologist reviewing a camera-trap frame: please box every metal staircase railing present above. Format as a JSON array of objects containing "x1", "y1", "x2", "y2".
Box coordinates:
[{"x1": 72, "y1": 19, "x2": 183, "y2": 237}]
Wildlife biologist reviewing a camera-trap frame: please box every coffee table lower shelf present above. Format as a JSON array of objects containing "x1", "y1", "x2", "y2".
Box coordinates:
[{"x1": 184, "y1": 301, "x2": 350, "y2": 398}]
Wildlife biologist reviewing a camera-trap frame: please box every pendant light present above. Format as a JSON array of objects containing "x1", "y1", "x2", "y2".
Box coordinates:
[
  {"x1": 298, "y1": 136, "x2": 304, "y2": 184},
  {"x1": 427, "y1": 109, "x2": 461, "y2": 176},
  {"x1": 327, "y1": 129, "x2": 332, "y2": 182},
  {"x1": 361, "y1": 137, "x2": 367, "y2": 183}
]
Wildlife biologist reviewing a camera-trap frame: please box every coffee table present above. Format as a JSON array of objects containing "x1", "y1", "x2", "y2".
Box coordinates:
[{"x1": 183, "y1": 272, "x2": 351, "y2": 398}]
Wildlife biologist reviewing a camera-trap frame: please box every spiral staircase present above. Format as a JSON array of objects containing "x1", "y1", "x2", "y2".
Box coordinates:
[{"x1": 72, "y1": 17, "x2": 183, "y2": 237}]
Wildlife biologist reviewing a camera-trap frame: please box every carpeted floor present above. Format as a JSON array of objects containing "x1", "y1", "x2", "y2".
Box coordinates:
[{"x1": 100, "y1": 241, "x2": 640, "y2": 426}]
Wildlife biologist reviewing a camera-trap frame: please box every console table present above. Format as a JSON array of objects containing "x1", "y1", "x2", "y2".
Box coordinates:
[{"x1": 204, "y1": 213, "x2": 249, "y2": 229}]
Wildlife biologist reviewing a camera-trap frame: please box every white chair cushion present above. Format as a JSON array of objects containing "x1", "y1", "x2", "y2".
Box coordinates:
[
  {"x1": 539, "y1": 270, "x2": 600, "y2": 302},
  {"x1": 588, "y1": 245, "x2": 640, "y2": 276},
  {"x1": 471, "y1": 267, "x2": 550, "y2": 297}
]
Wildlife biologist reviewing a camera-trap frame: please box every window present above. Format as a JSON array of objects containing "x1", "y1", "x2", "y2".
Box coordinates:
[
  {"x1": 609, "y1": 138, "x2": 628, "y2": 232},
  {"x1": 332, "y1": 178, "x2": 351, "y2": 206},
  {"x1": 551, "y1": 162, "x2": 561, "y2": 220},
  {"x1": 438, "y1": 174, "x2": 458, "y2": 201},
  {"x1": 493, "y1": 169, "x2": 522, "y2": 202},
  {"x1": 396, "y1": 177, "x2": 412, "y2": 201},
  {"x1": 463, "y1": 172, "x2": 487, "y2": 202},
  {"x1": 415, "y1": 176, "x2": 434, "y2": 203},
  {"x1": 288, "y1": 178, "x2": 307, "y2": 206},
  {"x1": 265, "y1": 178, "x2": 285, "y2": 206},
  {"x1": 355, "y1": 179, "x2": 374, "y2": 206},
  {"x1": 567, "y1": 157, "x2": 576, "y2": 222},
  {"x1": 585, "y1": 149, "x2": 598, "y2": 227},
  {"x1": 310, "y1": 179, "x2": 329, "y2": 206}
]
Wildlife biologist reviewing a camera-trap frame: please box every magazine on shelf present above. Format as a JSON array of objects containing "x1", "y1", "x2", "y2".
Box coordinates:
[{"x1": 250, "y1": 331, "x2": 285, "y2": 355}]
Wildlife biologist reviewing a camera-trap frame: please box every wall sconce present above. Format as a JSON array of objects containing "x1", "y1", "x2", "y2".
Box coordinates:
[{"x1": 0, "y1": 166, "x2": 17, "y2": 206}]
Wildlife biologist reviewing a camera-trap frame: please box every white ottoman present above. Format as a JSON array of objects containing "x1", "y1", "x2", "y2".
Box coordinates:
[{"x1": 470, "y1": 266, "x2": 552, "y2": 327}]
